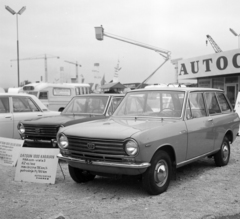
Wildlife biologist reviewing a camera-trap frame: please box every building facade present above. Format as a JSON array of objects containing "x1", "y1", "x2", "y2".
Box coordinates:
[{"x1": 178, "y1": 49, "x2": 240, "y2": 107}]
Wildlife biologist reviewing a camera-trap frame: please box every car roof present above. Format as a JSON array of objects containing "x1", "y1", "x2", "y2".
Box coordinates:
[
  {"x1": 0, "y1": 93, "x2": 35, "y2": 97},
  {"x1": 75, "y1": 93, "x2": 125, "y2": 97},
  {"x1": 131, "y1": 87, "x2": 223, "y2": 92}
]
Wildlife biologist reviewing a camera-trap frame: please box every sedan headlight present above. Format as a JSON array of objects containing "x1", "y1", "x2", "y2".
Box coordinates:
[
  {"x1": 17, "y1": 123, "x2": 25, "y2": 134},
  {"x1": 57, "y1": 133, "x2": 69, "y2": 149},
  {"x1": 125, "y1": 139, "x2": 139, "y2": 156}
]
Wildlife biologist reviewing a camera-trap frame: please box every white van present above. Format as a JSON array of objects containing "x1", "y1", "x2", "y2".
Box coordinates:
[{"x1": 20, "y1": 82, "x2": 90, "y2": 111}]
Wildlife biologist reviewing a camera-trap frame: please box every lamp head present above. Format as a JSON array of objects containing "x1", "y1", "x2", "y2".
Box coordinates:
[
  {"x1": 18, "y1": 6, "x2": 26, "y2": 15},
  {"x1": 230, "y1": 28, "x2": 238, "y2": 36},
  {"x1": 5, "y1": 6, "x2": 16, "y2": 15},
  {"x1": 95, "y1": 26, "x2": 104, "y2": 40}
]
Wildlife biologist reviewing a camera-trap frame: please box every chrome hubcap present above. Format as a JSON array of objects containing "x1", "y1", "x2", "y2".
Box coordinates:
[
  {"x1": 222, "y1": 143, "x2": 229, "y2": 162},
  {"x1": 154, "y1": 160, "x2": 168, "y2": 187}
]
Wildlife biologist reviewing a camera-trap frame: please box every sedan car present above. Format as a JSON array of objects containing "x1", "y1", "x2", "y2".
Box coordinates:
[
  {"x1": 57, "y1": 87, "x2": 240, "y2": 195},
  {"x1": 0, "y1": 93, "x2": 60, "y2": 139},
  {"x1": 18, "y1": 94, "x2": 124, "y2": 148}
]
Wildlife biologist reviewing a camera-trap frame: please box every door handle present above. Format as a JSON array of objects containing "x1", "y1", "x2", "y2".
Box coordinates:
[
  {"x1": 208, "y1": 118, "x2": 213, "y2": 122},
  {"x1": 5, "y1": 116, "x2": 12, "y2": 118},
  {"x1": 38, "y1": 115, "x2": 43, "y2": 117}
]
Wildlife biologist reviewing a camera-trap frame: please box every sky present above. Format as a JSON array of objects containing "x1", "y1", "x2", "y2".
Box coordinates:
[{"x1": 1, "y1": 0, "x2": 240, "y2": 89}]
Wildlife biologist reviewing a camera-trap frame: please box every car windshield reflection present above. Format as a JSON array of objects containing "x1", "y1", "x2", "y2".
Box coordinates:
[
  {"x1": 62, "y1": 96, "x2": 109, "y2": 115},
  {"x1": 113, "y1": 91, "x2": 185, "y2": 118}
]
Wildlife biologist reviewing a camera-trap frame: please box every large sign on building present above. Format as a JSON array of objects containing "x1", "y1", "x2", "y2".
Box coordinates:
[{"x1": 178, "y1": 49, "x2": 240, "y2": 80}]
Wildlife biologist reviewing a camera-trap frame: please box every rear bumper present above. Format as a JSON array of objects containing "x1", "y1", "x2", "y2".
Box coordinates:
[{"x1": 57, "y1": 154, "x2": 151, "y2": 175}]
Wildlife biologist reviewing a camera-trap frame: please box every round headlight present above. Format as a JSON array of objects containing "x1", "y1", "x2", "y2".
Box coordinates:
[
  {"x1": 125, "y1": 139, "x2": 139, "y2": 156},
  {"x1": 17, "y1": 123, "x2": 25, "y2": 134},
  {"x1": 58, "y1": 133, "x2": 69, "y2": 149}
]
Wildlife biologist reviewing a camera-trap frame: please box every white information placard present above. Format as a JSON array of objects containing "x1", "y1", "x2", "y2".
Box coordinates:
[
  {"x1": 0, "y1": 137, "x2": 24, "y2": 166},
  {"x1": 15, "y1": 148, "x2": 60, "y2": 184},
  {"x1": 235, "y1": 92, "x2": 240, "y2": 134}
]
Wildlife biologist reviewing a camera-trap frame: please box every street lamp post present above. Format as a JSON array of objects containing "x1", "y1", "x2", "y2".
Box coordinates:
[
  {"x1": 229, "y1": 28, "x2": 240, "y2": 49},
  {"x1": 5, "y1": 5, "x2": 26, "y2": 87}
]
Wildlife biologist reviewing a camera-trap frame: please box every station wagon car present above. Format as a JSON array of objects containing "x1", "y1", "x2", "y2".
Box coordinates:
[
  {"x1": 0, "y1": 93, "x2": 60, "y2": 139},
  {"x1": 18, "y1": 94, "x2": 124, "y2": 148},
  {"x1": 57, "y1": 87, "x2": 239, "y2": 195}
]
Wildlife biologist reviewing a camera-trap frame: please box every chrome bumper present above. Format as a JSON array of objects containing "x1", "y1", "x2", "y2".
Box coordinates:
[{"x1": 57, "y1": 154, "x2": 151, "y2": 169}]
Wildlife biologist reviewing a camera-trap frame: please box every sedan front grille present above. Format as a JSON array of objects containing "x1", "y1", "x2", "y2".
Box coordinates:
[
  {"x1": 66, "y1": 135, "x2": 126, "y2": 161},
  {"x1": 24, "y1": 125, "x2": 59, "y2": 138}
]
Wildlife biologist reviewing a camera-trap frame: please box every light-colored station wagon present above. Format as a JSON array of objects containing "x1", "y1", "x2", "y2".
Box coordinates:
[{"x1": 57, "y1": 87, "x2": 240, "y2": 195}]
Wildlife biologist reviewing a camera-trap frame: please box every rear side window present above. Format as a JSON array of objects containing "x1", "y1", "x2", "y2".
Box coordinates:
[
  {"x1": 13, "y1": 97, "x2": 40, "y2": 112},
  {"x1": 216, "y1": 92, "x2": 231, "y2": 113},
  {"x1": 205, "y1": 92, "x2": 221, "y2": 115},
  {"x1": 187, "y1": 92, "x2": 207, "y2": 119},
  {"x1": 0, "y1": 97, "x2": 10, "y2": 113}
]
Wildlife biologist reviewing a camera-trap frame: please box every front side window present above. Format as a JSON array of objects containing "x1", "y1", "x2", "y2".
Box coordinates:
[
  {"x1": 114, "y1": 91, "x2": 185, "y2": 118},
  {"x1": 0, "y1": 97, "x2": 10, "y2": 113},
  {"x1": 205, "y1": 92, "x2": 221, "y2": 115},
  {"x1": 13, "y1": 97, "x2": 40, "y2": 112},
  {"x1": 187, "y1": 92, "x2": 207, "y2": 119},
  {"x1": 39, "y1": 92, "x2": 48, "y2": 99},
  {"x1": 216, "y1": 92, "x2": 231, "y2": 113},
  {"x1": 63, "y1": 96, "x2": 109, "y2": 114}
]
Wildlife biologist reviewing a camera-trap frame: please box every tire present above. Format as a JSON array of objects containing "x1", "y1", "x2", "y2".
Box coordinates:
[
  {"x1": 142, "y1": 150, "x2": 172, "y2": 195},
  {"x1": 68, "y1": 165, "x2": 95, "y2": 183},
  {"x1": 214, "y1": 137, "x2": 230, "y2": 167}
]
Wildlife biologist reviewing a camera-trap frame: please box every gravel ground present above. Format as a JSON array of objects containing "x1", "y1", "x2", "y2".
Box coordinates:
[{"x1": 1, "y1": 137, "x2": 240, "y2": 219}]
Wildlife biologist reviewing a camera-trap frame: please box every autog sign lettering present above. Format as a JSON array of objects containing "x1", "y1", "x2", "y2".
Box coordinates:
[{"x1": 178, "y1": 49, "x2": 240, "y2": 79}]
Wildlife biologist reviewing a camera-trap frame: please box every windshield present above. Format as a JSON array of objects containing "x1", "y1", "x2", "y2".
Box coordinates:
[
  {"x1": 114, "y1": 91, "x2": 185, "y2": 118},
  {"x1": 63, "y1": 96, "x2": 109, "y2": 115}
]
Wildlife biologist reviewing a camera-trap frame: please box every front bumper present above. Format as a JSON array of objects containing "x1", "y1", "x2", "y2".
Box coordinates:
[
  {"x1": 57, "y1": 154, "x2": 151, "y2": 175},
  {"x1": 23, "y1": 138, "x2": 58, "y2": 148}
]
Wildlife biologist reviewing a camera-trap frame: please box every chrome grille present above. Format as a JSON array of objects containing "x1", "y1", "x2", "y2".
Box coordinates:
[
  {"x1": 66, "y1": 135, "x2": 126, "y2": 161},
  {"x1": 24, "y1": 125, "x2": 59, "y2": 138}
]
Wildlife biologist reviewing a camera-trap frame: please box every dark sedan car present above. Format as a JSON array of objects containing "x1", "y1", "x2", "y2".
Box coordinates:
[{"x1": 17, "y1": 94, "x2": 124, "y2": 148}]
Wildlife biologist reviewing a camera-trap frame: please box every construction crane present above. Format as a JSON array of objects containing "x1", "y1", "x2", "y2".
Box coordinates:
[
  {"x1": 206, "y1": 35, "x2": 222, "y2": 53},
  {"x1": 11, "y1": 54, "x2": 60, "y2": 82},
  {"x1": 64, "y1": 60, "x2": 84, "y2": 83}
]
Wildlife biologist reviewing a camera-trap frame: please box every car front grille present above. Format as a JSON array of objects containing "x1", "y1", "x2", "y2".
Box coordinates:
[
  {"x1": 66, "y1": 135, "x2": 126, "y2": 162},
  {"x1": 24, "y1": 125, "x2": 59, "y2": 138}
]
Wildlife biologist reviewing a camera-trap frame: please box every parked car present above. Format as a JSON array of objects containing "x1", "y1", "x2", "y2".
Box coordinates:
[
  {"x1": 0, "y1": 93, "x2": 60, "y2": 139},
  {"x1": 17, "y1": 94, "x2": 124, "y2": 148},
  {"x1": 57, "y1": 87, "x2": 240, "y2": 195}
]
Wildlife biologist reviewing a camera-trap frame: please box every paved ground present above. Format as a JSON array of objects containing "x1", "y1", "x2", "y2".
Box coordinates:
[{"x1": 1, "y1": 137, "x2": 240, "y2": 219}]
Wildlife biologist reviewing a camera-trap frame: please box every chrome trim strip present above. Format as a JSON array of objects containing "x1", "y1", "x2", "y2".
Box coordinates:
[
  {"x1": 57, "y1": 154, "x2": 151, "y2": 169},
  {"x1": 177, "y1": 149, "x2": 219, "y2": 167}
]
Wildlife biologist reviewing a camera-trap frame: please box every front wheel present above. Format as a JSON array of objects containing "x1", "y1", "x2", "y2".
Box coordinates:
[
  {"x1": 142, "y1": 150, "x2": 172, "y2": 195},
  {"x1": 214, "y1": 137, "x2": 230, "y2": 167},
  {"x1": 68, "y1": 165, "x2": 95, "y2": 183}
]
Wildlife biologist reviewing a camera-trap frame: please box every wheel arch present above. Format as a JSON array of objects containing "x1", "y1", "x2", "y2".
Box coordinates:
[
  {"x1": 153, "y1": 145, "x2": 176, "y2": 167},
  {"x1": 225, "y1": 130, "x2": 233, "y2": 143}
]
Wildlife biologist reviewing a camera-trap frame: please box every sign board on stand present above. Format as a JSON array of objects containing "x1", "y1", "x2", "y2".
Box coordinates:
[
  {"x1": 234, "y1": 91, "x2": 240, "y2": 134},
  {"x1": 0, "y1": 137, "x2": 24, "y2": 166},
  {"x1": 15, "y1": 148, "x2": 59, "y2": 184}
]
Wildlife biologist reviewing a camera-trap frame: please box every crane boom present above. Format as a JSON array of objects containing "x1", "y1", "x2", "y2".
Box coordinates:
[
  {"x1": 11, "y1": 54, "x2": 59, "y2": 82},
  {"x1": 206, "y1": 35, "x2": 222, "y2": 53}
]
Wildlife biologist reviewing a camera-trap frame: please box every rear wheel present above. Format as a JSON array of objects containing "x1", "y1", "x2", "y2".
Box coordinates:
[
  {"x1": 68, "y1": 165, "x2": 95, "y2": 183},
  {"x1": 214, "y1": 137, "x2": 230, "y2": 167},
  {"x1": 142, "y1": 150, "x2": 172, "y2": 195}
]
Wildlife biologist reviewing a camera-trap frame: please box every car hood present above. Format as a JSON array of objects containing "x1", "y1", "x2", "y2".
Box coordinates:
[
  {"x1": 61, "y1": 117, "x2": 179, "y2": 140},
  {"x1": 22, "y1": 114, "x2": 103, "y2": 126}
]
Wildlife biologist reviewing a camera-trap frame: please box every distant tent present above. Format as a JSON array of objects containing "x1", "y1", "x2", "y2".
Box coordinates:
[{"x1": 101, "y1": 82, "x2": 125, "y2": 93}]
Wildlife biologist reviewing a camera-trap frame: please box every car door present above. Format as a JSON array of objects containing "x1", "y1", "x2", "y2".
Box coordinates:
[
  {"x1": 185, "y1": 92, "x2": 215, "y2": 159},
  {"x1": 0, "y1": 97, "x2": 13, "y2": 138},
  {"x1": 12, "y1": 96, "x2": 44, "y2": 138}
]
